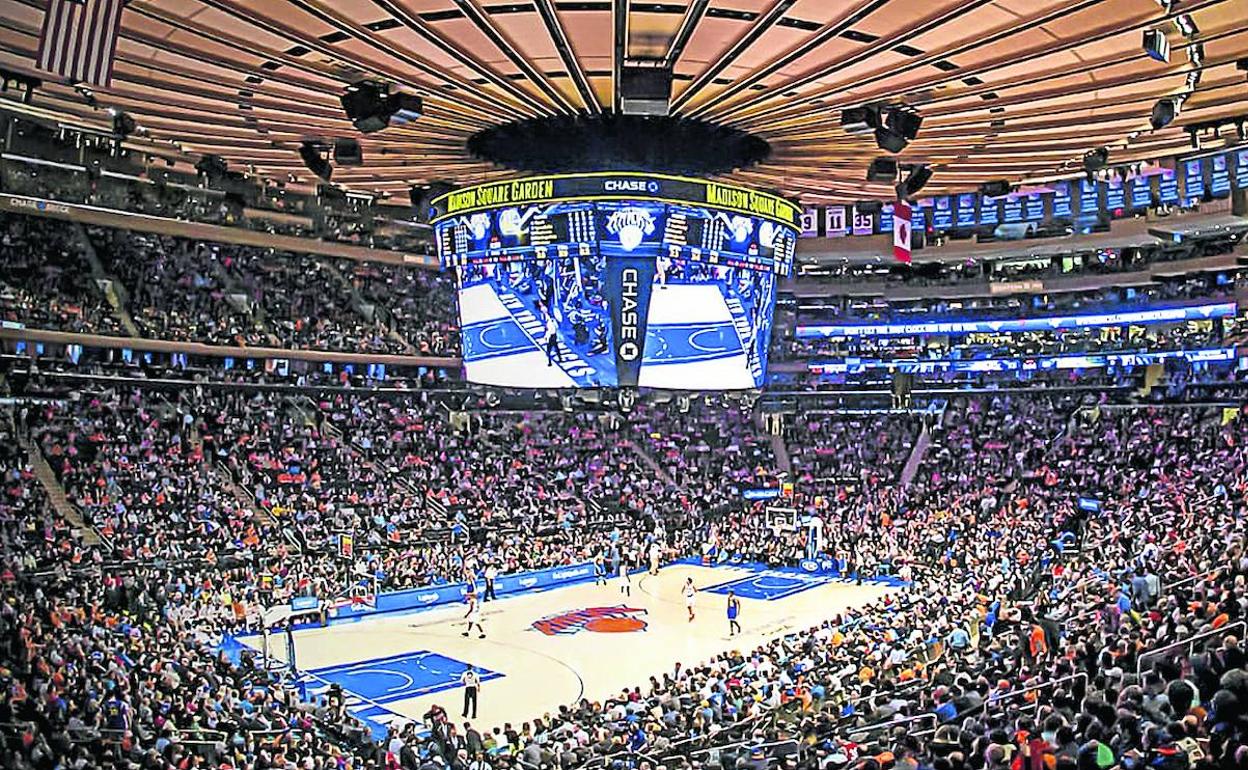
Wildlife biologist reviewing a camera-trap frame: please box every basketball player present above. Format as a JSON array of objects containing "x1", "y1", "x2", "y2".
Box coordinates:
[
  {"x1": 618, "y1": 554, "x2": 631, "y2": 598},
  {"x1": 727, "y1": 590, "x2": 741, "y2": 637},
  {"x1": 648, "y1": 540, "x2": 662, "y2": 576},
  {"x1": 462, "y1": 590, "x2": 485, "y2": 639},
  {"x1": 682, "y1": 577, "x2": 697, "y2": 622},
  {"x1": 594, "y1": 554, "x2": 608, "y2": 586}
]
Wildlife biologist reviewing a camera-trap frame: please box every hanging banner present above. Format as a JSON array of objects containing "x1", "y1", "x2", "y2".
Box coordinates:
[{"x1": 824, "y1": 205, "x2": 847, "y2": 237}]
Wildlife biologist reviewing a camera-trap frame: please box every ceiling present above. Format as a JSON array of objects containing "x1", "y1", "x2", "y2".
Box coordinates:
[{"x1": 0, "y1": 0, "x2": 1246, "y2": 204}]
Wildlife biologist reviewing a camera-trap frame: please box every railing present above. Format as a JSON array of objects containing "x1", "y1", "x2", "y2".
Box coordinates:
[
  {"x1": 689, "y1": 738, "x2": 800, "y2": 762},
  {"x1": 657, "y1": 710, "x2": 774, "y2": 763},
  {"x1": 575, "y1": 748, "x2": 664, "y2": 770},
  {"x1": 831, "y1": 712, "x2": 937, "y2": 739},
  {"x1": 1137, "y1": 620, "x2": 1247, "y2": 677},
  {"x1": 1163, "y1": 565, "x2": 1226, "y2": 595},
  {"x1": 982, "y1": 672, "x2": 1088, "y2": 717}
]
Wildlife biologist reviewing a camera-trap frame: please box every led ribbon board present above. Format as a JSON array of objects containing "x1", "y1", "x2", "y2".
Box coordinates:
[
  {"x1": 795, "y1": 302, "x2": 1237, "y2": 339},
  {"x1": 807, "y1": 347, "x2": 1236, "y2": 375},
  {"x1": 430, "y1": 172, "x2": 801, "y2": 229}
]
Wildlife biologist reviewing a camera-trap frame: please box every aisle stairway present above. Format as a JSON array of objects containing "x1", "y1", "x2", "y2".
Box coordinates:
[
  {"x1": 899, "y1": 423, "x2": 932, "y2": 490},
  {"x1": 214, "y1": 461, "x2": 276, "y2": 526},
  {"x1": 769, "y1": 433, "x2": 792, "y2": 479},
  {"x1": 74, "y1": 223, "x2": 140, "y2": 337},
  {"x1": 620, "y1": 438, "x2": 675, "y2": 486},
  {"x1": 26, "y1": 443, "x2": 102, "y2": 546}
]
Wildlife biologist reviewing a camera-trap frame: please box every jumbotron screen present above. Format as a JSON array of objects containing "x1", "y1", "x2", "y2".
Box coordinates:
[{"x1": 431, "y1": 173, "x2": 798, "y2": 390}]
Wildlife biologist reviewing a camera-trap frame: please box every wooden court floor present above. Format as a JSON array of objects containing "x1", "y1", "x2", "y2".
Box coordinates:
[{"x1": 241, "y1": 564, "x2": 895, "y2": 733}]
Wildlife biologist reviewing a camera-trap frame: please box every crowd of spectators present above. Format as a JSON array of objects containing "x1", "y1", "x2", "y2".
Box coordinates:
[
  {"x1": 87, "y1": 228, "x2": 270, "y2": 346},
  {"x1": 341, "y1": 260, "x2": 460, "y2": 356},
  {"x1": 779, "y1": 321, "x2": 1229, "y2": 364},
  {"x1": 0, "y1": 213, "x2": 123, "y2": 335},
  {"x1": 1, "y1": 213, "x2": 461, "y2": 356},
  {"x1": 219, "y1": 248, "x2": 419, "y2": 355},
  {"x1": 792, "y1": 229, "x2": 1245, "y2": 291},
  {"x1": 773, "y1": 270, "x2": 1244, "y2": 364},
  {"x1": 4, "y1": 367, "x2": 1248, "y2": 770}
]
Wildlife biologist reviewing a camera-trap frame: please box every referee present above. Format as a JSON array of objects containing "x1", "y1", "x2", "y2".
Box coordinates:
[{"x1": 461, "y1": 665, "x2": 480, "y2": 718}]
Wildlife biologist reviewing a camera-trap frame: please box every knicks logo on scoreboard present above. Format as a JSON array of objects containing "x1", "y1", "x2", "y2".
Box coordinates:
[
  {"x1": 606, "y1": 207, "x2": 656, "y2": 252},
  {"x1": 532, "y1": 606, "x2": 648, "y2": 636}
]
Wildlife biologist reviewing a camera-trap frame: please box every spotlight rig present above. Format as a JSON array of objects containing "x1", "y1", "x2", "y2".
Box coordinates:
[
  {"x1": 841, "y1": 103, "x2": 923, "y2": 154},
  {"x1": 340, "y1": 81, "x2": 423, "y2": 134}
]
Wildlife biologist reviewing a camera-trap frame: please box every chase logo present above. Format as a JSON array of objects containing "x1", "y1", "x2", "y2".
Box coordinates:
[
  {"x1": 606, "y1": 207, "x2": 656, "y2": 252},
  {"x1": 604, "y1": 179, "x2": 647, "y2": 193},
  {"x1": 532, "y1": 606, "x2": 648, "y2": 636},
  {"x1": 603, "y1": 179, "x2": 662, "y2": 194}
]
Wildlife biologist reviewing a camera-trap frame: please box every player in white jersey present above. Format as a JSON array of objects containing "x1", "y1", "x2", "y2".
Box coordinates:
[
  {"x1": 461, "y1": 590, "x2": 485, "y2": 639},
  {"x1": 618, "y1": 554, "x2": 631, "y2": 597},
  {"x1": 648, "y1": 541, "x2": 662, "y2": 576},
  {"x1": 682, "y1": 577, "x2": 697, "y2": 622}
]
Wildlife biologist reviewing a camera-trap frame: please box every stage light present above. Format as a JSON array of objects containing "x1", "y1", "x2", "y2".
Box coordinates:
[
  {"x1": 1143, "y1": 28, "x2": 1170, "y2": 63},
  {"x1": 341, "y1": 81, "x2": 423, "y2": 134},
  {"x1": 866, "y1": 157, "x2": 898, "y2": 183},
  {"x1": 109, "y1": 109, "x2": 136, "y2": 138},
  {"x1": 870, "y1": 105, "x2": 921, "y2": 153},
  {"x1": 620, "y1": 64, "x2": 673, "y2": 116},
  {"x1": 979, "y1": 180, "x2": 1011, "y2": 198},
  {"x1": 1083, "y1": 147, "x2": 1109, "y2": 173},
  {"x1": 409, "y1": 181, "x2": 454, "y2": 223},
  {"x1": 887, "y1": 107, "x2": 922, "y2": 140},
  {"x1": 841, "y1": 105, "x2": 882, "y2": 134},
  {"x1": 333, "y1": 137, "x2": 363, "y2": 166},
  {"x1": 299, "y1": 141, "x2": 332, "y2": 181},
  {"x1": 194, "y1": 154, "x2": 228, "y2": 179},
  {"x1": 875, "y1": 126, "x2": 908, "y2": 153},
  {"x1": 895, "y1": 165, "x2": 932, "y2": 200},
  {"x1": 1150, "y1": 99, "x2": 1176, "y2": 130}
]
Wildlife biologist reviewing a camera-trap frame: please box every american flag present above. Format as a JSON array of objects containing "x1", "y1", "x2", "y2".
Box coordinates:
[{"x1": 36, "y1": 0, "x2": 126, "y2": 88}]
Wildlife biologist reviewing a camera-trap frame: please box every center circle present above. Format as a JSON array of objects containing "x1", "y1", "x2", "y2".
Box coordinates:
[{"x1": 467, "y1": 113, "x2": 771, "y2": 176}]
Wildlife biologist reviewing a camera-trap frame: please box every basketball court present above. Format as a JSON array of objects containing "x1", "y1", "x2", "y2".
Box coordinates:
[{"x1": 237, "y1": 563, "x2": 897, "y2": 738}]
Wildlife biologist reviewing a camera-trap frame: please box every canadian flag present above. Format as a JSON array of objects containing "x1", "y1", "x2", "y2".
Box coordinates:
[{"x1": 893, "y1": 199, "x2": 912, "y2": 263}]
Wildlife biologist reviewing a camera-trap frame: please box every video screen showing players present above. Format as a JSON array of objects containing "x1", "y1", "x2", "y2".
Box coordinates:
[
  {"x1": 440, "y1": 196, "x2": 794, "y2": 390},
  {"x1": 456, "y1": 253, "x2": 617, "y2": 388},
  {"x1": 641, "y1": 257, "x2": 777, "y2": 390}
]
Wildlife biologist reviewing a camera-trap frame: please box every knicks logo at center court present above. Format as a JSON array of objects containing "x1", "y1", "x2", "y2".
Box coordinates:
[{"x1": 532, "y1": 606, "x2": 648, "y2": 636}]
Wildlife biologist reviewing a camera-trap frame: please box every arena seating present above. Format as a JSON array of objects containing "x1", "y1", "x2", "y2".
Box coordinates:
[
  {"x1": 3, "y1": 204, "x2": 1248, "y2": 770},
  {"x1": 0, "y1": 212, "x2": 461, "y2": 355},
  {"x1": 5, "y1": 377, "x2": 1248, "y2": 770},
  {"x1": 0, "y1": 214, "x2": 123, "y2": 335}
]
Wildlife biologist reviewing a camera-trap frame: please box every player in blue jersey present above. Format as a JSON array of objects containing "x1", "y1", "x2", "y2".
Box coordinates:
[{"x1": 727, "y1": 590, "x2": 741, "y2": 637}]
